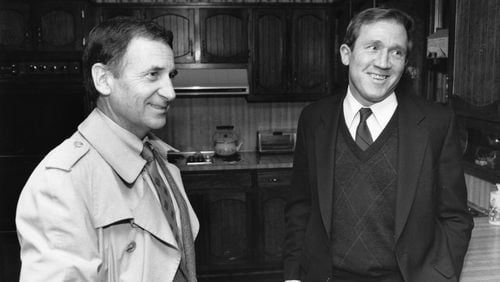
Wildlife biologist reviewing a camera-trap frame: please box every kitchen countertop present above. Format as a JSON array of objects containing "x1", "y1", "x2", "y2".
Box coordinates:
[
  {"x1": 461, "y1": 217, "x2": 500, "y2": 281},
  {"x1": 170, "y1": 151, "x2": 294, "y2": 171}
]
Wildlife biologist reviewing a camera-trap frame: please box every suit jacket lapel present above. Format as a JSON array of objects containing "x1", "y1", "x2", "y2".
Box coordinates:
[
  {"x1": 315, "y1": 95, "x2": 343, "y2": 239},
  {"x1": 395, "y1": 94, "x2": 428, "y2": 242}
]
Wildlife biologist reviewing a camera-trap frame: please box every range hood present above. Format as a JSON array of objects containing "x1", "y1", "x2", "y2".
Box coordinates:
[{"x1": 173, "y1": 68, "x2": 249, "y2": 96}]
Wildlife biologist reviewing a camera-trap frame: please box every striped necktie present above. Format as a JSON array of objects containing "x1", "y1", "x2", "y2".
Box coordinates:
[{"x1": 141, "y1": 142, "x2": 197, "y2": 282}]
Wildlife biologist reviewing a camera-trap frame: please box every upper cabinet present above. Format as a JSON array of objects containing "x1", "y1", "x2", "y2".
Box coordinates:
[
  {"x1": 143, "y1": 7, "x2": 247, "y2": 65},
  {"x1": 249, "y1": 6, "x2": 348, "y2": 101},
  {"x1": 147, "y1": 9, "x2": 195, "y2": 64},
  {"x1": 0, "y1": 1, "x2": 87, "y2": 54},
  {"x1": 199, "y1": 9, "x2": 248, "y2": 64},
  {"x1": 0, "y1": 2, "x2": 31, "y2": 52}
]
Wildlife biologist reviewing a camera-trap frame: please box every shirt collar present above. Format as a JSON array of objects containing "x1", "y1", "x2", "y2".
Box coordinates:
[
  {"x1": 78, "y1": 108, "x2": 146, "y2": 184},
  {"x1": 343, "y1": 88, "x2": 398, "y2": 129}
]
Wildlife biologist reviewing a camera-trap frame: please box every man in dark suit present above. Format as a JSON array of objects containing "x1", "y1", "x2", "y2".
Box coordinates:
[{"x1": 283, "y1": 7, "x2": 474, "y2": 282}]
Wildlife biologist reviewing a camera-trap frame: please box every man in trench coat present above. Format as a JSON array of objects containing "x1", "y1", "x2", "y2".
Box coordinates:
[{"x1": 16, "y1": 17, "x2": 199, "y2": 281}]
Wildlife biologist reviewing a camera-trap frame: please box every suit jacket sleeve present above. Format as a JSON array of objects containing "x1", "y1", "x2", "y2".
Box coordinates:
[
  {"x1": 436, "y1": 110, "x2": 474, "y2": 276},
  {"x1": 283, "y1": 107, "x2": 312, "y2": 280}
]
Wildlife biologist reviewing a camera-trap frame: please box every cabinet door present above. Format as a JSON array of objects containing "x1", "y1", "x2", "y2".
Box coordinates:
[
  {"x1": 34, "y1": 1, "x2": 85, "y2": 52},
  {"x1": 291, "y1": 9, "x2": 330, "y2": 95},
  {"x1": 146, "y1": 8, "x2": 195, "y2": 64},
  {"x1": 252, "y1": 9, "x2": 288, "y2": 95},
  {"x1": 206, "y1": 190, "x2": 252, "y2": 268},
  {"x1": 199, "y1": 9, "x2": 248, "y2": 63},
  {"x1": 182, "y1": 171, "x2": 253, "y2": 271},
  {"x1": 0, "y1": 2, "x2": 32, "y2": 52},
  {"x1": 0, "y1": 231, "x2": 20, "y2": 282},
  {"x1": 257, "y1": 170, "x2": 290, "y2": 265}
]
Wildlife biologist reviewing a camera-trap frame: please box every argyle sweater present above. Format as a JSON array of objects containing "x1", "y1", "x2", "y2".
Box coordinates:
[{"x1": 331, "y1": 110, "x2": 402, "y2": 281}]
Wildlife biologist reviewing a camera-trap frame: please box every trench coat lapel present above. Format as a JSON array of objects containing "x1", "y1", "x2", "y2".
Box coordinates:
[
  {"x1": 315, "y1": 96, "x2": 343, "y2": 239},
  {"x1": 394, "y1": 94, "x2": 428, "y2": 242},
  {"x1": 133, "y1": 185, "x2": 180, "y2": 249}
]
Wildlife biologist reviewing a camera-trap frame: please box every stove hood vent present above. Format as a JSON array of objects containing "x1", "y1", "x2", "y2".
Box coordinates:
[{"x1": 173, "y1": 68, "x2": 249, "y2": 96}]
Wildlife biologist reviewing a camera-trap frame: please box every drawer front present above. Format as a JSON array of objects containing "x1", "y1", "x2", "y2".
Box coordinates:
[
  {"x1": 257, "y1": 170, "x2": 291, "y2": 187},
  {"x1": 182, "y1": 171, "x2": 252, "y2": 190}
]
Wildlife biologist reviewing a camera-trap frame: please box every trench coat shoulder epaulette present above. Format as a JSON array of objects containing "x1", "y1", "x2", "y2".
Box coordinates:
[{"x1": 44, "y1": 136, "x2": 90, "y2": 172}]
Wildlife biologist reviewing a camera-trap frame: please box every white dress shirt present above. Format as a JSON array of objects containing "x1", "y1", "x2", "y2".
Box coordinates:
[{"x1": 343, "y1": 89, "x2": 398, "y2": 142}]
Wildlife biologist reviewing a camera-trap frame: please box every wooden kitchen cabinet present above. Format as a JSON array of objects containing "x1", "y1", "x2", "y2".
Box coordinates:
[
  {"x1": 256, "y1": 170, "x2": 290, "y2": 266},
  {"x1": 183, "y1": 171, "x2": 254, "y2": 272},
  {"x1": 199, "y1": 8, "x2": 248, "y2": 64},
  {"x1": 0, "y1": 231, "x2": 21, "y2": 282},
  {"x1": 249, "y1": 6, "x2": 347, "y2": 101},
  {"x1": 0, "y1": 1, "x2": 31, "y2": 52},
  {"x1": 182, "y1": 168, "x2": 291, "y2": 281},
  {"x1": 146, "y1": 8, "x2": 196, "y2": 64},
  {"x1": 0, "y1": 0, "x2": 87, "y2": 54},
  {"x1": 144, "y1": 7, "x2": 248, "y2": 65}
]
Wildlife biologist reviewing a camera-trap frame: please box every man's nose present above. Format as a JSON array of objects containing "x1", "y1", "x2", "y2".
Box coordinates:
[
  {"x1": 158, "y1": 77, "x2": 176, "y2": 101},
  {"x1": 375, "y1": 50, "x2": 391, "y2": 69}
]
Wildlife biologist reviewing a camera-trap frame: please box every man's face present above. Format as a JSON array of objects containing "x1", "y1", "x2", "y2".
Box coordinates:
[
  {"x1": 105, "y1": 36, "x2": 176, "y2": 138},
  {"x1": 340, "y1": 20, "x2": 408, "y2": 106}
]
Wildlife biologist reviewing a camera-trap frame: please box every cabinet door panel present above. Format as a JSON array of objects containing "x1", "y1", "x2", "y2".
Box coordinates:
[
  {"x1": 35, "y1": 2, "x2": 85, "y2": 52},
  {"x1": 207, "y1": 191, "x2": 251, "y2": 266},
  {"x1": 147, "y1": 9, "x2": 195, "y2": 64},
  {"x1": 0, "y1": 2, "x2": 31, "y2": 51},
  {"x1": 252, "y1": 9, "x2": 287, "y2": 94},
  {"x1": 40, "y1": 10, "x2": 75, "y2": 47},
  {"x1": 261, "y1": 186, "x2": 287, "y2": 264},
  {"x1": 200, "y1": 9, "x2": 248, "y2": 63},
  {"x1": 0, "y1": 231, "x2": 21, "y2": 282},
  {"x1": 292, "y1": 9, "x2": 329, "y2": 94}
]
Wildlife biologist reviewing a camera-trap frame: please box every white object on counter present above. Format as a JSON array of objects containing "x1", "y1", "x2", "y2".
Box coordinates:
[{"x1": 489, "y1": 184, "x2": 500, "y2": 225}]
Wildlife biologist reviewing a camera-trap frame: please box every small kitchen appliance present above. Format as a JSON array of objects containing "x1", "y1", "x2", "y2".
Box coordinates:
[{"x1": 257, "y1": 130, "x2": 296, "y2": 154}]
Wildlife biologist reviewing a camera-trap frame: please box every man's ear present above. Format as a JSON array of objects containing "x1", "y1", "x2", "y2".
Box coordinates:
[
  {"x1": 91, "y1": 63, "x2": 112, "y2": 96},
  {"x1": 339, "y1": 44, "x2": 351, "y2": 66}
]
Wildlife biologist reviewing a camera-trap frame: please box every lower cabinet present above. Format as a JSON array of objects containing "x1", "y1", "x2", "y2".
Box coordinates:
[
  {"x1": 182, "y1": 168, "x2": 291, "y2": 282},
  {"x1": 0, "y1": 231, "x2": 21, "y2": 282}
]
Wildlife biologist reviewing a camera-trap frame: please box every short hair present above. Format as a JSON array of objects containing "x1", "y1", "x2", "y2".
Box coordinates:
[
  {"x1": 343, "y1": 8, "x2": 414, "y2": 56},
  {"x1": 82, "y1": 16, "x2": 173, "y2": 104}
]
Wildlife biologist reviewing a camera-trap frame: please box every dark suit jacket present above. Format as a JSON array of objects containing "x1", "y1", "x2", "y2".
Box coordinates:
[{"x1": 284, "y1": 91, "x2": 474, "y2": 282}]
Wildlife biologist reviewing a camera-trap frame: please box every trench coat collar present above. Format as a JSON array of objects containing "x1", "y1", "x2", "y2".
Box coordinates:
[
  {"x1": 78, "y1": 109, "x2": 176, "y2": 185},
  {"x1": 78, "y1": 109, "x2": 182, "y2": 248}
]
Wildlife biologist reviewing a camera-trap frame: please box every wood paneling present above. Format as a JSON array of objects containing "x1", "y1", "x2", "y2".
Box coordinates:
[
  {"x1": 156, "y1": 96, "x2": 309, "y2": 152},
  {"x1": 454, "y1": 0, "x2": 500, "y2": 106}
]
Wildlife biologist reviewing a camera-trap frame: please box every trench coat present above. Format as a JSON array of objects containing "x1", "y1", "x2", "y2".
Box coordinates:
[
  {"x1": 283, "y1": 91, "x2": 474, "y2": 282},
  {"x1": 16, "y1": 109, "x2": 199, "y2": 282}
]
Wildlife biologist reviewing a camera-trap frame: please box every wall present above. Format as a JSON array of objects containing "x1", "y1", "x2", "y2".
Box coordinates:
[{"x1": 155, "y1": 96, "x2": 309, "y2": 152}]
